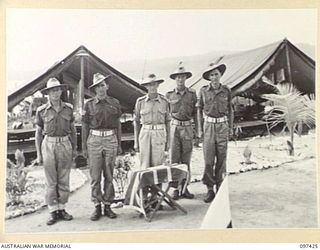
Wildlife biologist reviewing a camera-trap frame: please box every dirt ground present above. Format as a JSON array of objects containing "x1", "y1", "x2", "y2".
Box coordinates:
[
  {"x1": 5, "y1": 157, "x2": 318, "y2": 233},
  {"x1": 5, "y1": 133, "x2": 318, "y2": 232},
  {"x1": 5, "y1": 175, "x2": 211, "y2": 233},
  {"x1": 229, "y1": 158, "x2": 318, "y2": 228}
]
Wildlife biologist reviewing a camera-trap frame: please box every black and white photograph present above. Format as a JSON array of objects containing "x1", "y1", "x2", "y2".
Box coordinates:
[{"x1": 5, "y1": 8, "x2": 317, "y2": 234}]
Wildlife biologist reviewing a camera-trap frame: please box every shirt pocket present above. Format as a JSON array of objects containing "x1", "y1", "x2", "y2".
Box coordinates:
[
  {"x1": 105, "y1": 105, "x2": 121, "y2": 127},
  {"x1": 60, "y1": 111, "x2": 72, "y2": 133},
  {"x1": 204, "y1": 96, "x2": 213, "y2": 113},
  {"x1": 157, "y1": 106, "x2": 167, "y2": 123},
  {"x1": 42, "y1": 113, "x2": 55, "y2": 134},
  {"x1": 107, "y1": 105, "x2": 121, "y2": 117},
  {"x1": 218, "y1": 94, "x2": 228, "y2": 113},
  {"x1": 169, "y1": 98, "x2": 181, "y2": 113},
  {"x1": 88, "y1": 109, "x2": 99, "y2": 127},
  {"x1": 140, "y1": 106, "x2": 153, "y2": 124}
]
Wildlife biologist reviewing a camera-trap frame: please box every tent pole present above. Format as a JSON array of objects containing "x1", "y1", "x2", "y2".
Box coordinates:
[
  {"x1": 285, "y1": 43, "x2": 293, "y2": 83},
  {"x1": 79, "y1": 56, "x2": 85, "y2": 113},
  {"x1": 79, "y1": 56, "x2": 86, "y2": 155}
]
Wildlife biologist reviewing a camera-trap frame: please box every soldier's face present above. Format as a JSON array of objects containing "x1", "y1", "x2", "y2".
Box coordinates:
[
  {"x1": 209, "y1": 69, "x2": 222, "y2": 84},
  {"x1": 175, "y1": 74, "x2": 187, "y2": 88},
  {"x1": 145, "y1": 82, "x2": 159, "y2": 94},
  {"x1": 94, "y1": 81, "x2": 109, "y2": 96},
  {"x1": 48, "y1": 87, "x2": 62, "y2": 101}
]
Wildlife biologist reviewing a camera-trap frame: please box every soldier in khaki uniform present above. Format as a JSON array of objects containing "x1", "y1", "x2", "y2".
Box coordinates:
[
  {"x1": 35, "y1": 78, "x2": 77, "y2": 225},
  {"x1": 165, "y1": 65, "x2": 198, "y2": 200},
  {"x1": 197, "y1": 63, "x2": 234, "y2": 203},
  {"x1": 134, "y1": 74, "x2": 171, "y2": 169},
  {"x1": 82, "y1": 73, "x2": 122, "y2": 221}
]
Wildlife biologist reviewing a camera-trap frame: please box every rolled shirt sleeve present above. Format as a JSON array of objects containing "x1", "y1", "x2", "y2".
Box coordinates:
[
  {"x1": 228, "y1": 89, "x2": 234, "y2": 129},
  {"x1": 81, "y1": 101, "x2": 90, "y2": 125},
  {"x1": 34, "y1": 108, "x2": 43, "y2": 129},
  {"x1": 164, "y1": 100, "x2": 171, "y2": 123},
  {"x1": 196, "y1": 89, "x2": 204, "y2": 110},
  {"x1": 133, "y1": 100, "x2": 141, "y2": 124},
  {"x1": 192, "y1": 91, "x2": 198, "y2": 117}
]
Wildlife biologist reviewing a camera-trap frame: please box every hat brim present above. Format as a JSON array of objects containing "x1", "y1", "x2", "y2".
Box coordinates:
[
  {"x1": 202, "y1": 64, "x2": 226, "y2": 81},
  {"x1": 89, "y1": 75, "x2": 112, "y2": 89},
  {"x1": 170, "y1": 72, "x2": 192, "y2": 80},
  {"x1": 41, "y1": 84, "x2": 68, "y2": 95},
  {"x1": 141, "y1": 79, "x2": 164, "y2": 86}
]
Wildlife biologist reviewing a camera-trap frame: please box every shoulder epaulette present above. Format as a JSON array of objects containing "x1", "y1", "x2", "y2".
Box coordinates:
[
  {"x1": 37, "y1": 104, "x2": 47, "y2": 112},
  {"x1": 85, "y1": 97, "x2": 95, "y2": 104},
  {"x1": 222, "y1": 85, "x2": 231, "y2": 92},
  {"x1": 109, "y1": 96, "x2": 120, "y2": 104},
  {"x1": 136, "y1": 95, "x2": 147, "y2": 102},
  {"x1": 115, "y1": 98, "x2": 121, "y2": 104},
  {"x1": 188, "y1": 88, "x2": 196, "y2": 93},
  {"x1": 159, "y1": 94, "x2": 169, "y2": 103},
  {"x1": 64, "y1": 102, "x2": 73, "y2": 109},
  {"x1": 200, "y1": 85, "x2": 209, "y2": 90}
]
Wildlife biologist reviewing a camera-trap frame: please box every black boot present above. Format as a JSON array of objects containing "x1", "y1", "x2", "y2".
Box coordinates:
[
  {"x1": 181, "y1": 188, "x2": 195, "y2": 199},
  {"x1": 104, "y1": 205, "x2": 117, "y2": 219},
  {"x1": 172, "y1": 190, "x2": 179, "y2": 200},
  {"x1": 47, "y1": 211, "x2": 59, "y2": 226},
  {"x1": 58, "y1": 209, "x2": 73, "y2": 221},
  {"x1": 90, "y1": 205, "x2": 102, "y2": 221},
  {"x1": 203, "y1": 190, "x2": 215, "y2": 203}
]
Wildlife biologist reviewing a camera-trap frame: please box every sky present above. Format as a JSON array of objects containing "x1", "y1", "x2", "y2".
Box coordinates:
[{"x1": 6, "y1": 8, "x2": 317, "y2": 93}]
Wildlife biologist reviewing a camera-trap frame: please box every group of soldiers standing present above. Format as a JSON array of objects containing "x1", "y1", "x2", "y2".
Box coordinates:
[{"x1": 35, "y1": 62, "x2": 233, "y2": 226}]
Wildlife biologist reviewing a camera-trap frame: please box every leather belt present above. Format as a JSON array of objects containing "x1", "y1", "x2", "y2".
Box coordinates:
[
  {"x1": 204, "y1": 115, "x2": 228, "y2": 123},
  {"x1": 90, "y1": 129, "x2": 115, "y2": 137},
  {"x1": 142, "y1": 124, "x2": 165, "y2": 130},
  {"x1": 46, "y1": 135, "x2": 69, "y2": 143},
  {"x1": 171, "y1": 119, "x2": 192, "y2": 126}
]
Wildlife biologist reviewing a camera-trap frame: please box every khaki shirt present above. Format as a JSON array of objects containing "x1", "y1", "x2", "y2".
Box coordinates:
[
  {"x1": 197, "y1": 84, "x2": 232, "y2": 118},
  {"x1": 35, "y1": 101, "x2": 74, "y2": 136},
  {"x1": 82, "y1": 96, "x2": 122, "y2": 130},
  {"x1": 165, "y1": 87, "x2": 197, "y2": 121},
  {"x1": 134, "y1": 94, "x2": 171, "y2": 125}
]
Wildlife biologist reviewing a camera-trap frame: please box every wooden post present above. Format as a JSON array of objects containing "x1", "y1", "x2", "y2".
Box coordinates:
[
  {"x1": 75, "y1": 48, "x2": 89, "y2": 155},
  {"x1": 285, "y1": 43, "x2": 293, "y2": 83},
  {"x1": 79, "y1": 56, "x2": 85, "y2": 114}
]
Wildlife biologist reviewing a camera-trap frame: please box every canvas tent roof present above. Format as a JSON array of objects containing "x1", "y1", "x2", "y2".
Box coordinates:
[
  {"x1": 189, "y1": 39, "x2": 315, "y2": 97},
  {"x1": 8, "y1": 46, "x2": 147, "y2": 112}
]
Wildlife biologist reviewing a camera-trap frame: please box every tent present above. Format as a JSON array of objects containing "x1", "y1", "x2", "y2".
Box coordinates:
[
  {"x1": 189, "y1": 38, "x2": 315, "y2": 99},
  {"x1": 8, "y1": 46, "x2": 147, "y2": 113}
]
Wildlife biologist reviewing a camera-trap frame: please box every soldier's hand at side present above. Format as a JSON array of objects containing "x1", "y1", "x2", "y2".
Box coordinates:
[
  {"x1": 82, "y1": 148, "x2": 88, "y2": 159},
  {"x1": 229, "y1": 128, "x2": 234, "y2": 139},
  {"x1": 165, "y1": 143, "x2": 170, "y2": 152},
  {"x1": 117, "y1": 146, "x2": 123, "y2": 155},
  {"x1": 72, "y1": 149, "x2": 77, "y2": 160},
  {"x1": 134, "y1": 143, "x2": 139, "y2": 152},
  {"x1": 36, "y1": 154, "x2": 43, "y2": 165}
]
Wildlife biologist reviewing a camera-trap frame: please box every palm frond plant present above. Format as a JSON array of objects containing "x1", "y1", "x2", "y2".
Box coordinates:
[{"x1": 261, "y1": 83, "x2": 315, "y2": 156}]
